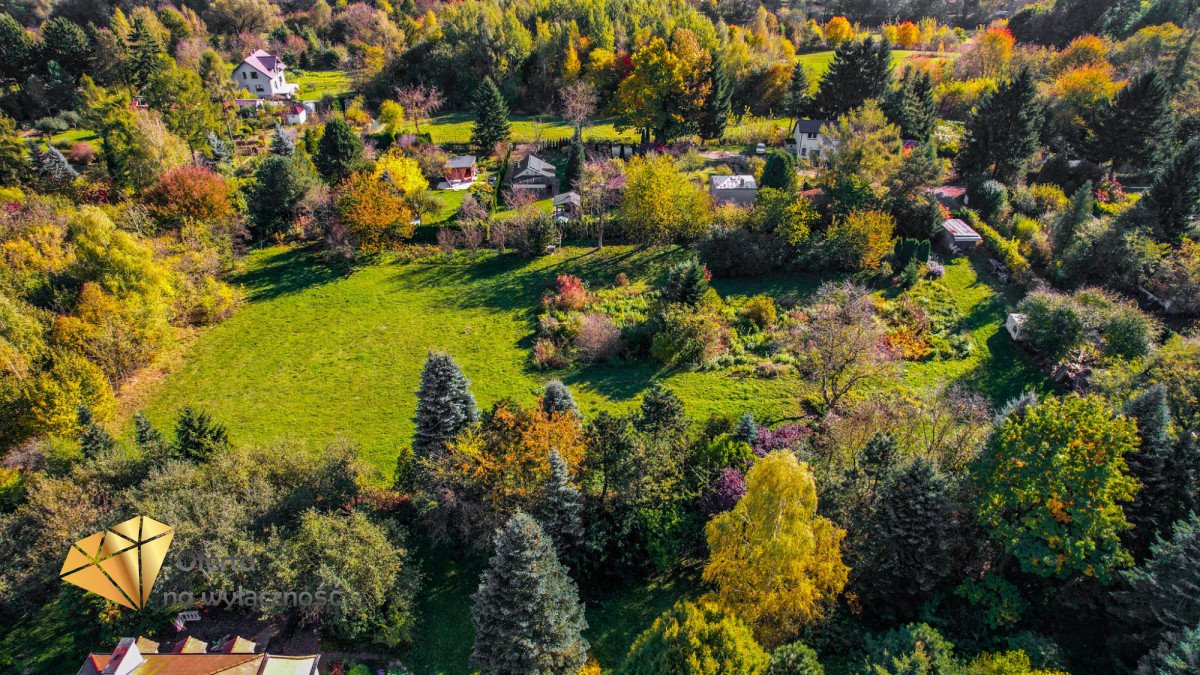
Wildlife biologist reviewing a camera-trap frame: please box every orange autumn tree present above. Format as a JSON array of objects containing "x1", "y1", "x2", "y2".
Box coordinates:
[
  {"x1": 895, "y1": 21, "x2": 920, "y2": 49},
  {"x1": 976, "y1": 26, "x2": 1015, "y2": 78},
  {"x1": 336, "y1": 171, "x2": 414, "y2": 251},
  {"x1": 422, "y1": 399, "x2": 585, "y2": 540},
  {"x1": 824, "y1": 16, "x2": 854, "y2": 46}
]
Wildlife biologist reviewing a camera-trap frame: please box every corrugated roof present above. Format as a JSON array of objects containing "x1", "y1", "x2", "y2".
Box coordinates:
[
  {"x1": 515, "y1": 155, "x2": 555, "y2": 178},
  {"x1": 446, "y1": 155, "x2": 476, "y2": 168},
  {"x1": 709, "y1": 174, "x2": 757, "y2": 191},
  {"x1": 942, "y1": 218, "x2": 981, "y2": 240}
]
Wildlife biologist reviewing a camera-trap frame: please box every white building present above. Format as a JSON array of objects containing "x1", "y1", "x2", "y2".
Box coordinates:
[
  {"x1": 232, "y1": 50, "x2": 299, "y2": 99},
  {"x1": 708, "y1": 174, "x2": 758, "y2": 206},
  {"x1": 790, "y1": 119, "x2": 835, "y2": 161}
]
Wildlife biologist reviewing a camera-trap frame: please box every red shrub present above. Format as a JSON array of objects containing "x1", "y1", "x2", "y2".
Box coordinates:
[
  {"x1": 67, "y1": 142, "x2": 95, "y2": 166},
  {"x1": 144, "y1": 165, "x2": 233, "y2": 229},
  {"x1": 548, "y1": 274, "x2": 590, "y2": 311}
]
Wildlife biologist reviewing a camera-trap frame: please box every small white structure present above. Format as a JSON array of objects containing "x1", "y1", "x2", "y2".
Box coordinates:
[
  {"x1": 709, "y1": 174, "x2": 758, "y2": 206},
  {"x1": 232, "y1": 49, "x2": 298, "y2": 99},
  {"x1": 941, "y1": 218, "x2": 983, "y2": 247},
  {"x1": 1006, "y1": 313, "x2": 1027, "y2": 341},
  {"x1": 284, "y1": 103, "x2": 309, "y2": 125},
  {"x1": 790, "y1": 119, "x2": 835, "y2": 160}
]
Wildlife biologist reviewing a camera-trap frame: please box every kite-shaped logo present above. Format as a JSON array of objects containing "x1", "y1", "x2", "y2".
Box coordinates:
[{"x1": 60, "y1": 515, "x2": 174, "y2": 610}]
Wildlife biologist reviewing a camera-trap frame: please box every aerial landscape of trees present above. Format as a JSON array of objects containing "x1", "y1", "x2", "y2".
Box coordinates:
[{"x1": 1, "y1": 0, "x2": 1200, "y2": 671}]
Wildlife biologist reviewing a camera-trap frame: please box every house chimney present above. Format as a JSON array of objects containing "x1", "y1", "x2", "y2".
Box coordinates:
[{"x1": 101, "y1": 638, "x2": 144, "y2": 675}]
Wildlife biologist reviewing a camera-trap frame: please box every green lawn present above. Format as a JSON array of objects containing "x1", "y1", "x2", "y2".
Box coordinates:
[
  {"x1": 796, "y1": 49, "x2": 949, "y2": 78},
  {"x1": 290, "y1": 69, "x2": 353, "y2": 101},
  {"x1": 133, "y1": 245, "x2": 1045, "y2": 481},
  {"x1": 50, "y1": 128, "x2": 98, "y2": 150},
  {"x1": 407, "y1": 114, "x2": 640, "y2": 145}
]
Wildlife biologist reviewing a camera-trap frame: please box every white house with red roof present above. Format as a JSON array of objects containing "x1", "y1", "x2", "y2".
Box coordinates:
[{"x1": 232, "y1": 49, "x2": 299, "y2": 99}]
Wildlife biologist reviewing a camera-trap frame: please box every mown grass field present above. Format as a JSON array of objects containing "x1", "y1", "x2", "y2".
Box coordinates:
[
  {"x1": 290, "y1": 69, "x2": 354, "y2": 101},
  {"x1": 126, "y1": 236, "x2": 1046, "y2": 672},
  {"x1": 132, "y1": 243, "x2": 1046, "y2": 480}
]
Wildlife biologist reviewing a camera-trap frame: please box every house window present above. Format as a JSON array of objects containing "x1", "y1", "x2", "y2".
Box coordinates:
[
  {"x1": 251, "y1": 72, "x2": 258, "y2": 79},
  {"x1": 800, "y1": 147, "x2": 808, "y2": 157},
  {"x1": 255, "y1": 85, "x2": 263, "y2": 92},
  {"x1": 241, "y1": 72, "x2": 247, "y2": 79},
  {"x1": 807, "y1": 132, "x2": 817, "y2": 139}
]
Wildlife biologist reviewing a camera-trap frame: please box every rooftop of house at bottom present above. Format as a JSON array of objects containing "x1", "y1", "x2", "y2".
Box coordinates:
[{"x1": 77, "y1": 635, "x2": 319, "y2": 675}]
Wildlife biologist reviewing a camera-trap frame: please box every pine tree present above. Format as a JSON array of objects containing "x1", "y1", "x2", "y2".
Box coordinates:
[
  {"x1": 1137, "y1": 622, "x2": 1200, "y2": 675},
  {"x1": 858, "y1": 431, "x2": 897, "y2": 484},
  {"x1": 534, "y1": 449, "x2": 584, "y2": 559},
  {"x1": 1124, "y1": 385, "x2": 1197, "y2": 556},
  {"x1": 1055, "y1": 181, "x2": 1094, "y2": 251},
  {"x1": 734, "y1": 413, "x2": 757, "y2": 445},
  {"x1": 470, "y1": 512, "x2": 589, "y2": 674},
  {"x1": 882, "y1": 70, "x2": 935, "y2": 142},
  {"x1": 1143, "y1": 138, "x2": 1200, "y2": 244},
  {"x1": 542, "y1": 380, "x2": 580, "y2": 418},
  {"x1": 0, "y1": 112, "x2": 25, "y2": 185},
  {"x1": 412, "y1": 352, "x2": 480, "y2": 457},
  {"x1": 698, "y1": 54, "x2": 733, "y2": 142},
  {"x1": 174, "y1": 406, "x2": 229, "y2": 461},
  {"x1": 471, "y1": 77, "x2": 511, "y2": 154},
  {"x1": 77, "y1": 405, "x2": 116, "y2": 459},
  {"x1": 248, "y1": 155, "x2": 310, "y2": 239},
  {"x1": 126, "y1": 15, "x2": 162, "y2": 88},
  {"x1": 812, "y1": 37, "x2": 893, "y2": 120},
  {"x1": 1087, "y1": 70, "x2": 1172, "y2": 173},
  {"x1": 564, "y1": 130, "x2": 585, "y2": 191},
  {"x1": 662, "y1": 260, "x2": 710, "y2": 305},
  {"x1": 783, "y1": 61, "x2": 812, "y2": 124},
  {"x1": 854, "y1": 458, "x2": 957, "y2": 622},
  {"x1": 635, "y1": 384, "x2": 688, "y2": 440},
  {"x1": 133, "y1": 411, "x2": 166, "y2": 455},
  {"x1": 269, "y1": 125, "x2": 295, "y2": 156},
  {"x1": 28, "y1": 141, "x2": 77, "y2": 192},
  {"x1": 207, "y1": 132, "x2": 230, "y2": 165},
  {"x1": 0, "y1": 13, "x2": 33, "y2": 83},
  {"x1": 957, "y1": 68, "x2": 1043, "y2": 182},
  {"x1": 314, "y1": 117, "x2": 364, "y2": 184},
  {"x1": 1111, "y1": 513, "x2": 1200, "y2": 660}
]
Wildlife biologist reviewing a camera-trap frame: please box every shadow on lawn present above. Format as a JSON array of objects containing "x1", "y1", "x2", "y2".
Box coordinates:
[
  {"x1": 387, "y1": 246, "x2": 691, "y2": 314},
  {"x1": 950, "y1": 255, "x2": 1058, "y2": 404},
  {"x1": 234, "y1": 246, "x2": 346, "y2": 302}
]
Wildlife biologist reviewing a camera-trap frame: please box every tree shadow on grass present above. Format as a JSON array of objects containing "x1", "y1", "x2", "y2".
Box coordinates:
[
  {"x1": 386, "y1": 247, "x2": 692, "y2": 315},
  {"x1": 233, "y1": 246, "x2": 347, "y2": 302}
]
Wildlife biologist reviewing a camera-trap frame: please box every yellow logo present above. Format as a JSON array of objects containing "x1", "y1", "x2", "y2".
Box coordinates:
[{"x1": 60, "y1": 516, "x2": 174, "y2": 610}]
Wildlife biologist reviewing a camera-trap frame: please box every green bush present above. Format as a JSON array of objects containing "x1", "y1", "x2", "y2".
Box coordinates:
[
  {"x1": 740, "y1": 295, "x2": 778, "y2": 330},
  {"x1": 961, "y1": 210, "x2": 1031, "y2": 281},
  {"x1": 1018, "y1": 291, "x2": 1086, "y2": 361},
  {"x1": 651, "y1": 305, "x2": 732, "y2": 369}
]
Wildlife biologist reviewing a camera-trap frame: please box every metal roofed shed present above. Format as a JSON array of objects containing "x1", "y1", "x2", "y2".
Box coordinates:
[
  {"x1": 941, "y1": 218, "x2": 982, "y2": 246},
  {"x1": 708, "y1": 174, "x2": 758, "y2": 205}
]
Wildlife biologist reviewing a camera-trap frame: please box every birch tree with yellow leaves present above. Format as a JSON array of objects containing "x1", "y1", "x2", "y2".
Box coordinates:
[{"x1": 703, "y1": 451, "x2": 849, "y2": 647}]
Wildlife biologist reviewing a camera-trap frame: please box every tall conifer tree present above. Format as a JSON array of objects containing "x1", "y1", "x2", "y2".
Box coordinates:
[
  {"x1": 812, "y1": 37, "x2": 893, "y2": 119},
  {"x1": 471, "y1": 77, "x2": 512, "y2": 153},
  {"x1": 957, "y1": 68, "x2": 1042, "y2": 181},
  {"x1": 413, "y1": 352, "x2": 479, "y2": 456},
  {"x1": 470, "y1": 512, "x2": 589, "y2": 674},
  {"x1": 698, "y1": 54, "x2": 732, "y2": 142}
]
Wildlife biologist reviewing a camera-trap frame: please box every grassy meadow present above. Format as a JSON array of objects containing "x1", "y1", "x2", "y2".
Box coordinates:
[{"x1": 130, "y1": 243, "x2": 1047, "y2": 481}]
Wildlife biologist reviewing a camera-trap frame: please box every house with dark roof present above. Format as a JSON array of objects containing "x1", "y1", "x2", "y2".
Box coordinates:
[
  {"x1": 232, "y1": 50, "x2": 299, "y2": 99},
  {"x1": 510, "y1": 154, "x2": 559, "y2": 196},
  {"x1": 77, "y1": 636, "x2": 319, "y2": 675},
  {"x1": 788, "y1": 119, "x2": 835, "y2": 161}
]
